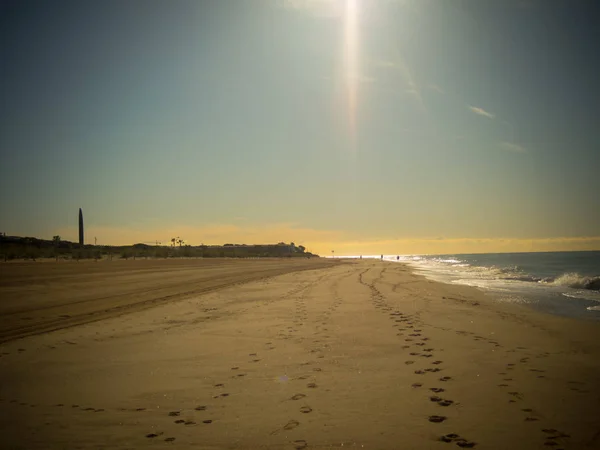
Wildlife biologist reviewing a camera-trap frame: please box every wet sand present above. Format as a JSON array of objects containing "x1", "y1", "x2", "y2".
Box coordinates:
[{"x1": 0, "y1": 259, "x2": 599, "y2": 449}]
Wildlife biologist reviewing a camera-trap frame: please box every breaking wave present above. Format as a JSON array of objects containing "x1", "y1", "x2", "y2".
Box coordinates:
[{"x1": 544, "y1": 273, "x2": 600, "y2": 291}]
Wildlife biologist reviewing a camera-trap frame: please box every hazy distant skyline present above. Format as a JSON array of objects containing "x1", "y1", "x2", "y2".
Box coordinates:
[{"x1": 1, "y1": 0, "x2": 598, "y2": 255}]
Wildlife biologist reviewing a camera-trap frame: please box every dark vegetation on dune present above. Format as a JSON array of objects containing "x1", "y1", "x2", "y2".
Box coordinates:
[{"x1": 0, "y1": 235, "x2": 317, "y2": 261}]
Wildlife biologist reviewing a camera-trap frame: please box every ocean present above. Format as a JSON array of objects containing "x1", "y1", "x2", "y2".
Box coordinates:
[{"x1": 356, "y1": 252, "x2": 600, "y2": 320}]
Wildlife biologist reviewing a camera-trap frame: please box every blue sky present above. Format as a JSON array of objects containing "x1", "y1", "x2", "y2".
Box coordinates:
[{"x1": 0, "y1": 0, "x2": 598, "y2": 254}]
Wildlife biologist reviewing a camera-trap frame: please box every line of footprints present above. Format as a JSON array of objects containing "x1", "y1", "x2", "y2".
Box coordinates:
[
  {"x1": 386, "y1": 308, "x2": 477, "y2": 448},
  {"x1": 448, "y1": 328, "x2": 574, "y2": 449},
  {"x1": 144, "y1": 341, "x2": 278, "y2": 443}
]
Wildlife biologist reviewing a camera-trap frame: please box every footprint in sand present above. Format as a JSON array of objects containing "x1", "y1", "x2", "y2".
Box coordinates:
[
  {"x1": 430, "y1": 387, "x2": 445, "y2": 393},
  {"x1": 293, "y1": 440, "x2": 308, "y2": 449},
  {"x1": 415, "y1": 370, "x2": 425, "y2": 375},
  {"x1": 284, "y1": 420, "x2": 300, "y2": 431},
  {"x1": 291, "y1": 394, "x2": 307, "y2": 400},
  {"x1": 432, "y1": 361, "x2": 443, "y2": 365},
  {"x1": 411, "y1": 383, "x2": 422, "y2": 388},
  {"x1": 437, "y1": 399, "x2": 454, "y2": 407},
  {"x1": 439, "y1": 376, "x2": 452, "y2": 382},
  {"x1": 195, "y1": 406, "x2": 207, "y2": 411},
  {"x1": 428, "y1": 415, "x2": 447, "y2": 423},
  {"x1": 146, "y1": 432, "x2": 164, "y2": 438},
  {"x1": 202, "y1": 419, "x2": 213, "y2": 424},
  {"x1": 174, "y1": 420, "x2": 185, "y2": 424},
  {"x1": 405, "y1": 361, "x2": 415, "y2": 365},
  {"x1": 299, "y1": 406, "x2": 313, "y2": 414},
  {"x1": 307, "y1": 383, "x2": 317, "y2": 388},
  {"x1": 440, "y1": 433, "x2": 461, "y2": 442},
  {"x1": 165, "y1": 437, "x2": 176, "y2": 442},
  {"x1": 168, "y1": 411, "x2": 181, "y2": 417}
]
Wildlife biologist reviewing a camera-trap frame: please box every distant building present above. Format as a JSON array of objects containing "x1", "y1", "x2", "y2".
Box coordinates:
[{"x1": 78, "y1": 208, "x2": 84, "y2": 245}]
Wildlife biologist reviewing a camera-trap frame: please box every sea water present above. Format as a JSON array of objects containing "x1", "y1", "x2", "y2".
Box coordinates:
[{"x1": 355, "y1": 252, "x2": 600, "y2": 320}]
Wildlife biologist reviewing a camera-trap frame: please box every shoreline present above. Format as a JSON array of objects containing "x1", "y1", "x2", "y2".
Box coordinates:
[{"x1": 1, "y1": 259, "x2": 599, "y2": 449}]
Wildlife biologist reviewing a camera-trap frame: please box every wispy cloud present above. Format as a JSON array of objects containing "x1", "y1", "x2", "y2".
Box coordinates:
[
  {"x1": 279, "y1": 0, "x2": 343, "y2": 18},
  {"x1": 375, "y1": 58, "x2": 425, "y2": 111},
  {"x1": 499, "y1": 142, "x2": 527, "y2": 153},
  {"x1": 468, "y1": 105, "x2": 495, "y2": 119},
  {"x1": 375, "y1": 60, "x2": 397, "y2": 69},
  {"x1": 427, "y1": 84, "x2": 444, "y2": 94}
]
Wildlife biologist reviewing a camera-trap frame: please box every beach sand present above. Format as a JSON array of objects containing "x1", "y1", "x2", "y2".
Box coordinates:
[{"x1": 0, "y1": 259, "x2": 598, "y2": 449}]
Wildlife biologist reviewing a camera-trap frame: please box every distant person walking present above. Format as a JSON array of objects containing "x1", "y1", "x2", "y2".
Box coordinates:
[
  {"x1": 397, "y1": 256, "x2": 400, "y2": 261},
  {"x1": 381, "y1": 255, "x2": 383, "y2": 260}
]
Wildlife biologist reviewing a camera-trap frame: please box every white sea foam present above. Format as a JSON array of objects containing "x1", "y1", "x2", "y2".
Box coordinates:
[{"x1": 547, "y1": 273, "x2": 600, "y2": 291}]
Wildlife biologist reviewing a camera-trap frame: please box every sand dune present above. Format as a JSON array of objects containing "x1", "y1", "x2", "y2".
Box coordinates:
[{"x1": 0, "y1": 259, "x2": 599, "y2": 449}]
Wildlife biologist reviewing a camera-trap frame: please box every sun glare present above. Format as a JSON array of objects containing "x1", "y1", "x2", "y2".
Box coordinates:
[{"x1": 344, "y1": 0, "x2": 359, "y2": 152}]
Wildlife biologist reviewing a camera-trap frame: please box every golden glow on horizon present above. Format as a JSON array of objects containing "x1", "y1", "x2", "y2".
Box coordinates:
[
  {"x1": 51, "y1": 224, "x2": 600, "y2": 256},
  {"x1": 344, "y1": 0, "x2": 359, "y2": 150}
]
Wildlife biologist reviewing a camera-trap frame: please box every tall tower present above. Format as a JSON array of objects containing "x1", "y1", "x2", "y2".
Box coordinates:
[{"x1": 78, "y1": 208, "x2": 84, "y2": 246}]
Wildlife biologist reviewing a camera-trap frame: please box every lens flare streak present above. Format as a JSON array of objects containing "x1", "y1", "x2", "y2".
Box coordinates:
[{"x1": 344, "y1": 0, "x2": 358, "y2": 150}]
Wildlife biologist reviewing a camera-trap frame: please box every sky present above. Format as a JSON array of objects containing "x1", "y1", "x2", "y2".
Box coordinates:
[{"x1": 1, "y1": 0, "x2": 599, "y2": 255}]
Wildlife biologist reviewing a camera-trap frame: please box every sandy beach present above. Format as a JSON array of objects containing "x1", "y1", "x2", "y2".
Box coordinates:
[{"x1": 0, "y1": 259, "x2": 599, "y2": 450}]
